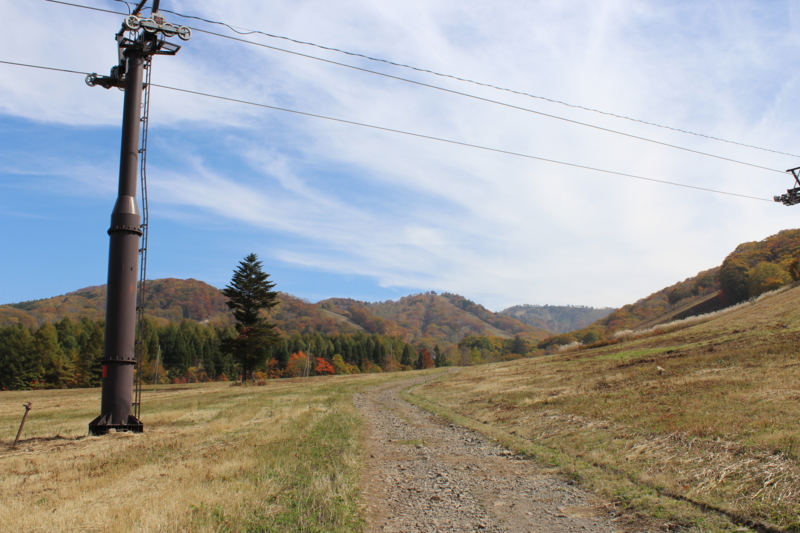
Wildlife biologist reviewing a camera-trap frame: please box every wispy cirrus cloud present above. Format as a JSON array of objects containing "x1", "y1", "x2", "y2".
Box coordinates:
[{"x1": 2, "y1": 0, "x2": 799, "y2": 308}]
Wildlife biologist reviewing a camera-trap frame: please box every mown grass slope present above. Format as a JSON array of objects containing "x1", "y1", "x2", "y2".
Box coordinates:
[
  {"x1": 0, "y1": 372, "x2": 431, "y2": 532},
  {"x1": 411, "y1": 283, "x2": 800, "y2": 532}
]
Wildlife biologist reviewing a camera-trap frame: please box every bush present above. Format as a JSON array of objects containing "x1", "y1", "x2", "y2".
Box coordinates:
[
  {"x1": 747, "y1": 262, "x2": 791, "y2": 298},
  {"x1": 789, "y1": 258, "x2": 800, "y2": 281},
  {"x1": 719, "y1": 258, "x2": 750, "y2": 304}
]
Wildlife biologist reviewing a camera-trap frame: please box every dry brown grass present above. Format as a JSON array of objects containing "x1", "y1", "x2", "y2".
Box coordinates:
[
  {"x1": 412, "y1": 285, "x2": 800, "y2": 532},
  {"x1": 0, "y1": 372, "x2": 426, "y2": 532}
]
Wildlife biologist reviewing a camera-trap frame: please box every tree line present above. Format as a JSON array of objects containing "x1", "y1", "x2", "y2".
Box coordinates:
[
  {"x1": 0, "y1": 253, "x2": 538, "y2": 390},
  {"x1": 0, "y1": 315, "x2": 444, "y2": 390}
]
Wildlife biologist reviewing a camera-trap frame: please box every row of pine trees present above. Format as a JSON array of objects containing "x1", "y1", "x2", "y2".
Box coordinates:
[{"x1": 0, "y1": 316, "x2": 436, "y2": 390}]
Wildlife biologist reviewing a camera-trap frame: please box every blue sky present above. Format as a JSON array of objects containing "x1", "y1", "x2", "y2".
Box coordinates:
[{"x1": 2, "y1": 0, "x2": 800, "y2": 310}]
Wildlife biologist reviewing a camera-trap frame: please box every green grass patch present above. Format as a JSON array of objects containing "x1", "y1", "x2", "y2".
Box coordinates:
[
  {"x1": 593, "y1": 346, "x2": 676, "y2": 361},
  {"x1": 396, "y1": 439, "x2": 426, "y2": 446}
]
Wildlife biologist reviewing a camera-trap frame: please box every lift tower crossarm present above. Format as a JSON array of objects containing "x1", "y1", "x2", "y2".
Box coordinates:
[
  {"x1": 131, "y1": 0, "x2": 148, "y2": 16},
  {"x1": 774, "y1": 166, "x2": 800, "y2": 206}
]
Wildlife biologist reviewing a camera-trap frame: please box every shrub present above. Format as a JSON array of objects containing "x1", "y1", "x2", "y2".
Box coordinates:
[
  {"x1": 790, "y1": 258, "x2": 800, "y2": 281},
  {"x1": 314, "y1": 357, "x2": 335, "y2": 375},
  {"x1": 747, "y1": 262, "x2": 791, "y2": 298}
]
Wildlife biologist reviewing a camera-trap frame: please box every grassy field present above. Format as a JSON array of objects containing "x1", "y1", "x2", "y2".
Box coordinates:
[
  {"x1": 411, "y1": 284, "x2": 800, "y2": 532},
  {"x1": 0, "y1": 371, "x2": 432, "y2": 533},
  {"x1": 3, "y1": 286, "x2": 799, "y2": 532}
]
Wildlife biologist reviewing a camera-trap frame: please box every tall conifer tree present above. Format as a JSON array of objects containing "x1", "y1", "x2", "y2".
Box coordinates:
[
  {"x1": 221, "y1": 254, "x2": 280, "y2": 382},
  {"x1": 400, "y1": 344, "x2": 415, "y2": 369}
]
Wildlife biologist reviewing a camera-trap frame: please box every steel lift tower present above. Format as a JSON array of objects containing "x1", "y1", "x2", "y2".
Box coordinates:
[{"x1": 87, "y1": 0, "x2": 190, "y2": 435}]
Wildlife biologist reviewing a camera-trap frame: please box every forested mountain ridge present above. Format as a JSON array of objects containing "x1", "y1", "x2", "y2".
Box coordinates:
[
  {"x1": 0, "y1": 279, "x2": 231, "y2": 328},
  {"x1": 319, "y1": 292, "x2": 550, "y2": 349},
  {"x1": 541, "y1": 228, "x2": 800, "y2": 348},
  {"x1": 0, "y1": 282, "x2": 550, "y2": 348},
  {"x1": 7, "y1": 229, "x2": 797, "y2": 352},
  {"x1": 499, "y1": 304, "x2": 615, "y2": 333}
]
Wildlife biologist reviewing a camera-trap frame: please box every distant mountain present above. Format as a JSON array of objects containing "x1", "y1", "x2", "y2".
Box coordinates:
[
  {"x1": 551, "y1": 228, "x2": 800, "y2": 345},
  {"x1": 0, "y1": 282, "x2": 550, "y2": 348},
  {"x1": 499, "y1": 305, "x2": 615, "y2": 334},
  {"x1": 319, "y1": 292, "x2": 551, "y2": 348},
  {"x1": 0, "y1": 279, "x2": 231, "y2": 328}
]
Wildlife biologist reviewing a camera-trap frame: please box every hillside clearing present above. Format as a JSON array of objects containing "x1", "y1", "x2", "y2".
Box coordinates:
[{"x1": 411, "y1": 284, "x2": 800, "y2": 532}]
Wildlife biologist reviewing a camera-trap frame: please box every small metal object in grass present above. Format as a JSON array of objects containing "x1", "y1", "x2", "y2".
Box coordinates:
[{"x1": 12, "y1": 402, "x2": 32, "y2": 448}]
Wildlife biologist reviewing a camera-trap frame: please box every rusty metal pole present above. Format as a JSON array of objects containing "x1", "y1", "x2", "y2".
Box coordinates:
[
  {"x1": 12, "y1": 403, "x2": 32, "y2": 448},
  {"x1": 89, "y1": 52, "x2": 146, "y2": 436}
]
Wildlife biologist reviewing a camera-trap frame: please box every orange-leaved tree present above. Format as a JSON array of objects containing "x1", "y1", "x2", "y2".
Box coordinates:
[
  {"x1": 314, "y1": 357, "x2": 335, "y2": 375},
  {"x1": 417, "y1": 348, "x2": 435, "y2": 369},
  {"x1": 285, "y1": 351, "x2": 310, "y2": 377}
]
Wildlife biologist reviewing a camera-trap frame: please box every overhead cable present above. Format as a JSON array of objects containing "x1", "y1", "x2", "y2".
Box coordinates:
[
  {"x1": 188, "y1": 27, "x2": 788, "y2": 175},
  {"x1": 0, "y1": 58, "x2": 773, "y2": 202},
  {"x1": 43, "y1": 0, "x2": 793, "y2": 173},
  {"x1": 102, "y1": 0, "x2": 800, "y2": 160},
  {"x1": 0, "y1": 60, "x2": 89, "y2": 76},
  {"x1": 45, "y1": 0, "x2": 124, "y2": 16},
  {"x1": 147, "y1": 84, "x2": 773, "y2": 202}
]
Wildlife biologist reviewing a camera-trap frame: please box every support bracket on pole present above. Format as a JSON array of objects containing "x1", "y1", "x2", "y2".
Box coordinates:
[{"x1": 86, "y1": 10, "x2": 188, "y2": 91}]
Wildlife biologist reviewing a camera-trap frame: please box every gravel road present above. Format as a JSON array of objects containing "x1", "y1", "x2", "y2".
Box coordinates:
[{"x1": 356, "y1": 373, "x2": 650, "y2": 533}]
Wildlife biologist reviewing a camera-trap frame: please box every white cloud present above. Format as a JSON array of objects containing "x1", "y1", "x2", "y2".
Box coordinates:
[{"x1": 2, "y1": 0, "x2": 800, "y2": 309}]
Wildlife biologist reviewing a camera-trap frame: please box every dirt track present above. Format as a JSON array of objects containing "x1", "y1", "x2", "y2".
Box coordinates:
[{"x1": 356, "y1": 373, "x2": 651, "y2": 533}]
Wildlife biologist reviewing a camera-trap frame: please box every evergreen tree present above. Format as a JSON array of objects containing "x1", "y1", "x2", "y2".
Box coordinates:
[
  {"x1": 434, "y1": 345, "x2": 443, "y2": 367},
  {"x1": 0, "y1": 325, "x2": 40, "y2": 390},
  {"x1": 276, "y1": 339, "x2": 291, "y2": 368},
  {"x1": 333, "y1": 336, "x2": 343, "y2": 358},
  {"x1": 160, "y1": 323, "x2": 189, "y2": 375},
  {"x1": 221, "y1": 254, "x2": 280, "y2": 382},
  {"x1": 509, "y1": 335, "x2": 528, "y2": 355},
  {"x1": 180, "y1": 320, "x2": 201, "y2": 369},
  {"x1": 400, "y1": 344, "x2": 414, "y2": 369},
  {"x1": 55, "y1": 317, "x2": 79, "y2": 354},
  {"x1": 216, "y1": 325, "x2": 238, "y2": 378},
  {"x1": 372, "y1": 339, "x2": 384, "y2": 365},
  {"x1": 325, "y1": 339, "x2": 335, "y2": 359},
  {"x1": 76, "y1": 318, "x2": 104, "y2": 387},
  {"x1": 35, "y1": 323, "x2": 74, "y2": 388}
]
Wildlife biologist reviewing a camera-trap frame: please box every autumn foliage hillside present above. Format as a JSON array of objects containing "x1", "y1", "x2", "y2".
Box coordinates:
[
  {"x1": 0, "y1": 279, "x2": 231, "y2": 328},
  {"x1": 544, "y1": 228, "x2": 800, "y2": 347},
  {"x1": 319, "y1": 292, "x2": 550, "y2": 349},
  {"x1": 499, "y1": 304, "x2": 615, "y2": 333},
  {"x1": 0, "y1": 281, "x2": 549, "y2": 349}
]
